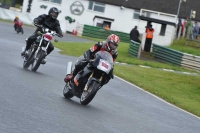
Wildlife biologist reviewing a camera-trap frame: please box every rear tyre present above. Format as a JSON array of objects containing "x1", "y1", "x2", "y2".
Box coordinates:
[
  {"x1": 31, "y1": 50, "x2": 46, "y2": 72},
  {"x1": 63, "y1": 84, "x2": 74, "y2": 98},
  {"x1": 21, "y1": 28, "x2": 24, "y2": 34}
]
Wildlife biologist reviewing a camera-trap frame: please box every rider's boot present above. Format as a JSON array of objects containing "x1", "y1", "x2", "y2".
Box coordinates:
[
  {"x1": 41, "y1": 58, "x2": 47, "y2": 64},
  {"x1": 64, "y1": 74, "x2": 73, "y2": 83},
  {"x1": 41, "y1": 52, "x2": 48, "y2": 64},
  {"x1": 21, "y1": 50, "x2": 28, "y2": 57},
  {"x1": 21, "y1": 40, "x2": 29, "y2": 57},
  {"x1": 64, "y1": 68, "x2": 79, "y2": 83}
]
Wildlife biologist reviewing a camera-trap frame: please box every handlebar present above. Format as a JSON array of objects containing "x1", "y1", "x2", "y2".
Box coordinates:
[
  {"x1": 34, "y1": 23, "x2": 63, "y2": 38},
  {"x1": 81, "y1": 59, "x2": 94, "y2": 63}
]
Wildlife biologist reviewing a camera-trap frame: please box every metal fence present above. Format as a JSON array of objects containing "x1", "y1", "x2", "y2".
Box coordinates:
[
  {"x1": 128, "y1": 40, "x2": 141, "y2": 58},
  {"x1": 152, "y1": 44, "x2": 200, "y2": 71},
  {"x1": 82, "y1": 25, "x2": 130, "y2": 43}
]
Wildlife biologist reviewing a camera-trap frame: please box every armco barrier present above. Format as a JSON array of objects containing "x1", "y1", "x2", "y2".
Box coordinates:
[
  {"x1": 82, "y1": 25, "x2": 130, "y2": 43},
  {"x1": 152, "y1": 44, "x2": 200, "y2": 71},
  {"x1": 128, "y1": 40, "x2": 141, "y2": 58}
]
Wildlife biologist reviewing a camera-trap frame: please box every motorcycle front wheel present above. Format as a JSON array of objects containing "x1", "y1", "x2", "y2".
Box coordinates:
[
  {"x1": 80, "y1": 81, "x2": 99, "y2": 105},
  {"x1": 23, "y1": 48, "x2": 34, "y2": 69},
  {"x1": 31, "y1": 50, "x2": 45, "y2": 72}
]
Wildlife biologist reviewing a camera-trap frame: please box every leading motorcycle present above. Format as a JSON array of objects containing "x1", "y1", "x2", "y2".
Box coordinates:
[
  {"x1": 22, "y1": 25, "x2": 61, "y2": 72},
  {"x1": 63, "y1": 51, "x2": 114, "y2": 105}
]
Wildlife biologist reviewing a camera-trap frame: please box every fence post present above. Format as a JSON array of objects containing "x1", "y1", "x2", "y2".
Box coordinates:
[
  {"x1": 182, "y1": 27, "x2": 186, "y2": 38},
  {"x1": 137, "y1": 42, "x2": 142, "y2": 58},
  {"x1": 129, "y1": 40, "x2": 141, "y2": 58}
]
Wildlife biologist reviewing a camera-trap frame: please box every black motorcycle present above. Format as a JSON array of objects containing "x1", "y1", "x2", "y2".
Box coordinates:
[
  {"x1": 63, "y1": 51, "x2": 114, "y2": 105},
  {"x1": 22, "y1": 25, "x2": 61, "y2": 72}
]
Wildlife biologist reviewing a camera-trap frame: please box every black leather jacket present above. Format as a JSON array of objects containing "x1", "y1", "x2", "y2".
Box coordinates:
[{"x1": 33, "y1": 14, "x2": 62, "y2": 35}]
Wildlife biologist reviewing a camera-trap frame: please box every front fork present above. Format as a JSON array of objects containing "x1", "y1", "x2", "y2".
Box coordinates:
[
  {"x1": 34, "y1": 37, "x2": 50, "y2": 58},
  {"x1": 83, "y1": 72, "x2": 103, "y2": 91}
]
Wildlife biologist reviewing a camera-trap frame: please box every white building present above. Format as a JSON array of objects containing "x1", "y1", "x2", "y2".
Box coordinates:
[{"x1": 21, "y1": 0, "x2": 177, "y2": 47}]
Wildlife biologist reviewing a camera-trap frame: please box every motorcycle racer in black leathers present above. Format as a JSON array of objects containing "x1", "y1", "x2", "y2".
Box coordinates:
[{"x1": 21, "y1": 7, "x2": 63, "y2": 64}]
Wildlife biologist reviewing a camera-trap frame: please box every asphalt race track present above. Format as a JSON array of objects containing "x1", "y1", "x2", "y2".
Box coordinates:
[{"x1": 0, "y1": 22, "x2": 200, "y2": 133}]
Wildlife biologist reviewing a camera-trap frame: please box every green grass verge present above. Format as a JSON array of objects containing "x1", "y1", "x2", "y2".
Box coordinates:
[
  {"x1": 0, "y1": 18, "x2": 34, "y2": 27},
  {"x1": 169, "y1": 38, "x2": 200, "y2": 56},
  {"x1": 0, "y1": 18, "x2": 13, "y2": 23},
  {"x1": 115, "y1": 65, "x2": 200, "y2": 117},
  {"x1": 54, "y1": 41, "x2": 200, "y2": 117}
]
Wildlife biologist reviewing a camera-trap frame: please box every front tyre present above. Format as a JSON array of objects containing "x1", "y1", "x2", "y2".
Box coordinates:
[
  {"x1": 31, "y1": 50, "x2": 45, "y2": 72},
  {"x1": 80, "y1": 81, "x2": 99, "y2": 105},
  {"x1": 23, "y1": 48, "x2": 34, "y2": 69},
  {"x1": 63, "y1": 84, "x2": 74, "y2": 98}
]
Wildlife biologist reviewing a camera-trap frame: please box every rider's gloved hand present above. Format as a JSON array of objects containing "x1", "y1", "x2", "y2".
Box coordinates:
[
  {"x1": 59, "y1": 34, "x2": 63, "y2": 38},
  {"x1": 38, "y1": 24, "x2": 43, "y2": 28},
  {"x1": 34, "y1": 23, "x2": 43, "y2": 28},
  {"x1": 85, "y1": 58, "x2": 90, "y2": 63}
]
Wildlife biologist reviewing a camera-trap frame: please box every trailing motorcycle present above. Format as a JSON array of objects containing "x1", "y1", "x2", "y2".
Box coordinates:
[
  {"x1": 15, "y1": 20, "x2": 24, "y2": 34},
  {"x1": 63, "y1": 51, "x2": 114, "y2": 105},
  {"x1": 22, "y1": 25, "x2": 61, "y2": 72}
]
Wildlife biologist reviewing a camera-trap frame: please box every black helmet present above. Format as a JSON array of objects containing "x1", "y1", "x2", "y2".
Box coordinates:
[{"x1": 48, "y1": 7, "x2": 59, "y2": 19}]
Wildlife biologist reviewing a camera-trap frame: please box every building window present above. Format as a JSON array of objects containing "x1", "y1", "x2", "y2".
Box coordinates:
[
  {"x1": 88, "y1": 1, "x2": 105, "y2": 13},
  {"x1": 133, "y1": 10, "x2": 140, "y2": 19},
  {"x1": 41, "y1": 0, "x2": 62, "y2": 4}
]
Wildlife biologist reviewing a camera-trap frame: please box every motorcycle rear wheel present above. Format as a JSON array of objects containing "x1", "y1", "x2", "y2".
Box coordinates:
[
  {"x1": 31, "y1": 50, "x2": 45, "y2": 72},
  {"x1": 63, "y1": 83, "x2": 74, "y2": 98}
]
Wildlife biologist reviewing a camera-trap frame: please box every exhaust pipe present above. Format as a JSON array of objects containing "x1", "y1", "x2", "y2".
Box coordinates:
[
  {"x1": 22, "y1": 47, "x2": 25, "y2": 52},
  {"x1": 66, "y1": 61, "x2": 73, "y2": 75}
]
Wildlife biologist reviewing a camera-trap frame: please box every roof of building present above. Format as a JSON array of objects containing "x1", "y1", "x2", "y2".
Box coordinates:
[
  {"x1": 93, "y1": 0, "x2": 200, "y2": 21},
  {"x1": 139, "y1": 16, "x2": 176, "y2": 26}
]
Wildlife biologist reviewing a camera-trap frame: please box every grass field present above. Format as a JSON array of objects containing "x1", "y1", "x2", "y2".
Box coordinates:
[{"x1": 169, "y1": 38, "x2": 200, "y2": 56}]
